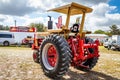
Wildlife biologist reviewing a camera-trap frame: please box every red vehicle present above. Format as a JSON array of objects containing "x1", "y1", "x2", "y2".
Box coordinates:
[
  {"x1": 32, "y1": 2, "x2": 100, "y2": 79},
  {"x1": 22, "y1": 36, "x2": 34, "y2": 47}
]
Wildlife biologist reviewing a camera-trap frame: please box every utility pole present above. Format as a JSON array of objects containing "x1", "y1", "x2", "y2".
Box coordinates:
[{"x1": 14, "y1": 20, "x2": 16, "y2": 27}]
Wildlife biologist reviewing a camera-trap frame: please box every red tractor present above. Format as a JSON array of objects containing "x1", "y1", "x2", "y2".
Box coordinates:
[{"x1": 32, "y1": 2, "x2": 100, "y2": 79}]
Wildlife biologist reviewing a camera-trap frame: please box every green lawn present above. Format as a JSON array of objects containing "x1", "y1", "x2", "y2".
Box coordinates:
[
  {"x1": 0, "y1": 45, "x2": 31, "y2": 50},
  {"x1": 99, "y1": 46, "x2": 120, "y2": 54}
]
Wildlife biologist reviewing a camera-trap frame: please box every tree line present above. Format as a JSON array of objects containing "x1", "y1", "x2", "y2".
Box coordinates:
[
  {"x1": 0, "y1": 23, "x2": 46, "y2": 32},
  {"x1": 0, "y1": 25, "x2": 10, "y2": 30},
  {"x1": 94, "y1": 25, "x2": 120, "y2": 36},
  {"x1": 29, "y1": 23, "x2": 46, "y2": 32},
  {"x1": 0, "y1": 23, "x2": 119, "y2": 36}
]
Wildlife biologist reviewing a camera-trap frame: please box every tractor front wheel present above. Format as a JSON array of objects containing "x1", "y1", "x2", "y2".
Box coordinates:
[
  {"x1": 33, "y1": 50, "x2": 39, "y2": 63},
  {"x1": 40, "y1": 34, "x2": 71, "y2": 79}
]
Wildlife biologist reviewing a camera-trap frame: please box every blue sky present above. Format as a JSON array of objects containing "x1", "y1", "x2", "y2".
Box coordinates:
[
  {"x1": 109, "y1": 0, "x2": 120, "y2": 13},
  {"x1": 0, "y1": 0, "x2": 120, "y2": 32}
]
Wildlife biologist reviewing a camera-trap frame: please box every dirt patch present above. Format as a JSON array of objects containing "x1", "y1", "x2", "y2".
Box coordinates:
[{"x1": 0, "y1": 47, "x2": 120, "y2": 80}]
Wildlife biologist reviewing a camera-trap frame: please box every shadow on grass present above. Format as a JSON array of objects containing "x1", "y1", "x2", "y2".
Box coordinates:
[{"x1": 61, "y1": 70, "x2": 119, "y2": 80}]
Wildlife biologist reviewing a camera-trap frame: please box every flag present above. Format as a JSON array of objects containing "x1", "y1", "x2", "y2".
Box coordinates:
[{"x1": 56, "y1": 16, "x2": 62, "y2": 29}]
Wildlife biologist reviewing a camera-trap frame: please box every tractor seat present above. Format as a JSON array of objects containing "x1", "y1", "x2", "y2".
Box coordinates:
[{"x1": 70, "y1": 23, "x2": 79, "y2": 33}]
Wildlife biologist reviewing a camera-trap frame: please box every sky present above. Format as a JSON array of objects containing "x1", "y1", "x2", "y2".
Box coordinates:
[{"x1": 0, "y1": 0, "x2": 120, "y2": 32}]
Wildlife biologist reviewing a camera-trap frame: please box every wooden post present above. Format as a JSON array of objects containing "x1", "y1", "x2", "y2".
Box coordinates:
[
  {"x1": 79, "y1": 11, "x2": 86, "y2": 38},
  {"x1": 65, "y1": 7, "x2": 71, "y2": 29}
]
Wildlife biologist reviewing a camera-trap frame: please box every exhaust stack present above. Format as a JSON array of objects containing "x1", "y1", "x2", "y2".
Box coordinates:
[{"x1": 48, "y1": 16, "x2": 53, "y2": 29}]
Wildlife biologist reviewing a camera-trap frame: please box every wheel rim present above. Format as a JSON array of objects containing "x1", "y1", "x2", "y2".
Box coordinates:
[
  {"x1": 42, "y1": 43, "x2": 58, "y2": 70},
  {"x1": 4, "y1": 42, "x2": 8, "y2": 46},
  {"x1": 47, "y1": 45, "x2": 57, "y2": 67}
]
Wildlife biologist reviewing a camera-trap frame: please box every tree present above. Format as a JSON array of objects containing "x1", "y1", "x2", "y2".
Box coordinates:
[
  {"x1": 94, "y1": 25, "x2": 120, "y2": 36},
  {"x1": 94, "y1": 30, "x2": 105, "y2": 34},
  {"x1": 29, "y1": 23, "x2": 45, "y2": 32},
  {"x1": 5, "y1": 26, "x2": 10, "y2": 30},
  {"x1": 109, "y1": 25, "x2": 120, "y2": 35},
  {"x1": 0, "y1": 25, "x2": 3, "y2": 30},
  {"x1": 105, "y1": 31, "x2": 112, "y2": 37},
  {"x1": 94, "y1": 29, "x2": 112, "y2": 36},
  {"x1": 0, "y1": 25, "x2": 10, "y2": 30}
]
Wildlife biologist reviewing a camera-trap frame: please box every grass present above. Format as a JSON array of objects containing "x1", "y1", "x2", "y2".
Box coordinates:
[
  {"x1": 99, "y1": 46, "x2": 120, "y2": 54},
  {"x1": 0, "y1": 45, "x2": 120, "y2": 80},
  {"x1": 0, "y1": 45, "x2": 31, "y2": 50},
  {"x1": 93, "y1": 46, "x2": 120, "y2": 79}
]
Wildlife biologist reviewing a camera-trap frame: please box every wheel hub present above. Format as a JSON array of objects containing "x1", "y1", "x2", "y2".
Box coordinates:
[
  {"x1": 47, "y1": 45, "x2": 57, "y2": 67},
  {"x1": 42, "y1": 43, "x2": 58, "y2": 70}
]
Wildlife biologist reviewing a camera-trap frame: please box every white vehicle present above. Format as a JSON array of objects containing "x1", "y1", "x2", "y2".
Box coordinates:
[
  {"x1": 110, "y1": 35, "x2": 120, "y2": 50},
  {"x1": 103, "y1": 38, "x2": 112, "y2": 48},
  {"x1": 103, "y1": 39, "x2": 109, "y2": 48},
  {"x1": 0, "y1": 32, "x2": 15, "y2": 46}
]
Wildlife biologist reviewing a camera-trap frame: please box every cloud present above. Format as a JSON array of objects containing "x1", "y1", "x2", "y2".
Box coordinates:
[
  {"x1": 0, "y1": 18, "x2": 5, "y2": 22},
  {"x1": 0, "y1": 0, "x2": 61, "y2": 16},
  {"x1": 87, "y1": 3, "x2": 120, "y2": 27},
  {"x1": 0, "y1": 0, "x2": 110, "y2": 16},
  {"x1": 92, "y1": 3, "x2": 116, "y2": 17},
  {"x1": 0, "y1": 0, "x2": 120, "y2": 33},
  {"x1": 0, "y1": 15, "x2": 7, "y2": 22},
  {"x1": 28, "y1": 0, "x2": 61, "y2": 11},
  {"x1": 83, "y1": 3, "x2": 120, "y2": 32},
  {"x1": 0, "y1": 15, "x2": 14, "y2": 26},
  {"x1": 0, "y1": 0, "x2": 37, "y2": 16},
  {"x1": 60, "y1": 0, "x2": 109, "y2": 6}
]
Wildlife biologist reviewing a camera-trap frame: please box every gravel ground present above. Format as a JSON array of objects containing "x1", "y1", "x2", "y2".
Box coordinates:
[{"x1": 0, "y1": 47, "x2": 120, "y2": 80}]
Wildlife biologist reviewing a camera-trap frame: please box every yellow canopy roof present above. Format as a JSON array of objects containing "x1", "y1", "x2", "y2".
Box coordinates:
[{"x1": 48, "y1": 2, "x2": 93, "y2": 15}]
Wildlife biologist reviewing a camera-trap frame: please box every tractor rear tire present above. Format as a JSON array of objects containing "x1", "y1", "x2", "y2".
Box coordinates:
[
  {"x1": 77, "y1": 57, "x2": 98, "y2": 71},
  {"x1": 40, "y1": 34, "x2": 71, "y2": 79}
]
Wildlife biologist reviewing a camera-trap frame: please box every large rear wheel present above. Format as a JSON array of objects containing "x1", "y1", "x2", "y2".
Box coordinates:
[
  {"x1": 77, "y1": 57, "x2": 98, "y2": 71},
  {"x1": 76, "y1": 37, "x2": 99, "y2": 71},
  {"x1": 40, "y1": 34, "x2": 71, "y2": 79}
]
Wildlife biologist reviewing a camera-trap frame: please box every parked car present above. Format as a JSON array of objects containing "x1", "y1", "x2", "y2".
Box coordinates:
[
  {"x1": 0, "y1": 32, "x2": 15, "y2": 46},
  {"x1": 103, "y1": 41, "x2": 109, "y2": 48},
  {"x1": 103, "y1": 38, "x2": 111, "y2": 48},
  {"x1": 108, "y1": 35, "x2": 120, "y2": 50}
]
